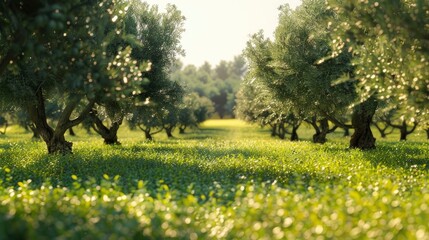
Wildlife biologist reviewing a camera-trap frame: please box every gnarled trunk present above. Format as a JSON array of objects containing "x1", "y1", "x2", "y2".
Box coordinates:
[
  {"x1": 165, "y1": 126, "x2": 174, "y2": 138},
  {"x1": 290, "y1": 123, "x2": 300, "y2": 141},
  {"x1": 372, "y1": 122, "x2": 392, "y2": 138},
  {"x1": 28, "y1": 124, "x2": 40, "y2": 139},
  {"x1": 28, "y1": 91, "x2": 73, "y2": 154},
  {"x1": 69, "y1": 127, "x2": 76, "y2": 136},
  {"x1": 399, "y1": 127, "x2": 407, "y2": 141},
  {"x1": 47, "y1": 135, "x2": 73, "y2": 154},
  {"x1": 313, "y1": 132, "x2": 327, "y2": 143},
  {"x1": 138, "y1": 125, "x2": 162, "y2": 141},
  {"x1": 144, "y1": 129, "x2": 153, "y2": 141},
  {"x1": 270, "y1": 123, "x2": 277, "y2": 137},
  {"x1": 90, "y1": 112, "x2": 122, "y2": 145},
  {"x1": 398, "y1": 120, "x2": 418, "y2": 141},
  {"x1": 28, "y1": 88, "x2": 94, "y2": 154},
  {"x1": 350, "y1": 97, "x2": 377, "y2": 150},
  {"x1": 179, "y1": 125, "x2": 186, "y2": 134},
  {"x1": 29, "y1": 111, "x2": 73, "y2": 154},
  {"x1": 278, "y1": 123, "x2": 286, "y2": 139},
  {"x1": 312, "y1": 118, "x2": 329, "y2": 144},
  {"x1": 343, "y1": 127, "x2": 350, "y2": 137}
]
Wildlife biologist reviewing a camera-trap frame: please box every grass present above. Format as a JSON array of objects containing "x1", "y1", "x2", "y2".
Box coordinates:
[{"x1": 0, "y1": 119, "x2": 428, "y2": 239}]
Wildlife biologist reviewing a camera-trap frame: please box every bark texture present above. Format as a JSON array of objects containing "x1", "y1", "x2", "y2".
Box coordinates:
[
  {"x1": 290, "y1": 124, "x2": 300, "y2": 141},
  {"x1": 179, "y1": 126, "x2": 186, "y2": 134},
  {"x1": 90, "y1": 112, "x2": 123, "y2": 145},
  {"x1": 28, "y1": 89, "x2": 94, "y2": 154},
  {"x1": 165, "y1": 126, "x2": 175, "y2": 138},
  {"x1": 144, "y1": 130, "x2": 153, "y2": 141},
  {"x1": 311, "y1": 118, "x2": 333, "y2": 144},
  {"x1": 28, "y1": 91, "x2": 72, "y2": 154},
  {"x1": 398, "y1": 121, "x2": 418, "y2": 141},
  {"x1": 350, "y1": 97, "x2": 377, "y2": 150}
]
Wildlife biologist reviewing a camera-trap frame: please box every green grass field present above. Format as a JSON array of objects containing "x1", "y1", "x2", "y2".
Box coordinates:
[{"x1": 0, "y1": 119, "x2": 428, "y2": 239}]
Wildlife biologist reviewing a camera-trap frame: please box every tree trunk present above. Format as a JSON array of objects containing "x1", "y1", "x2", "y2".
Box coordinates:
[
  {"x1": 313, "y1": 132, "x2": 327, "y2": 143},
  {"x1": 290, "y1": 124, "x2": 299, "y2": 141},
  {"x1": 270, "y1": 124, "x2": 277, "y2": 137},
  {"x1": 343, "y1": 127, "x2": 350, "y2": 137},
  {"x1": 144, "y1": 129, "x2": 153, "y2": 141},
  {"x1": 350, "y1": 97, "x2": 377, "y2": 150},
  {"x1": 165, "y1": 126, "x2": 174, "y2": 138},
  {"x1": 426, "y1": 129, "x2": 429, "y2": 140},
  {"x1": 372, "y1": 122, "x2": 390, "y2": 138},
  {"x1": 47, "y1": 135, "x2": 73, "y2": 154},
  {"x1": 399, "y1": 120, "x2": 418, "y2": 141},
  {"x1": 29, "y1": 124, "x2": 40, "y2": 139},
  {"x1": 278, "y1": 123, "x2": 286, "y2": 139},
  {"x1": 90, "y1": 112, "x2": 122, "y2": 145},
  {"x1": 399, "y1": 125, "x2": 407, "y2": 141},
  {"x1": 179, "y1": 126, "x2": 186, "y2": 134},
  {"x1": 28, "y1": 90, "x2": 73, "y2": 154},
  {"x1": 28, "y1": 88, "x2": 94, "y2": 154},
  {"x1": 313, "y1": 118, "x2": 328, "y2": 144},
  {"x1": 104, "y1": 134, "x2": 119, "y2": 145},
  {"x1": 69, "y1": 127, "x2": 76, "y2": 136}
]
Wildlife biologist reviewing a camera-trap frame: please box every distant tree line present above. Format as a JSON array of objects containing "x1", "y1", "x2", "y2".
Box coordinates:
[
  {"x1": 235, "y1": 0, "x2": 429, "y2": 148},
  {"x1": 171, "y1": 56, "x2": 246, "y2": 119}
]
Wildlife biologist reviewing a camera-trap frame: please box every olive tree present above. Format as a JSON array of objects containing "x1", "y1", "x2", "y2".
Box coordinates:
[
  {"x1": 235, "y1": 74, "x2": 301, "y2": 141},
  {"x1": 129, "y1": 81, "x2": 184, "y2": 140},
  {"x1": 178, "y1": 93, "x2": 214, "y2": 134},
  {"x1": 271, "y1": 0, "x2": 363, "y2": 145},
  {"x1": 0, "y1": 1, "x2": 146, "y2": 154},
  {"x1": 85, "y1": 1, "x2": 185, "y2": 144},
  {"x1": 244, "y1": 0, "x2": 379, "y2": 149},
  {"x1": 328, "y1": 0, "x2": 429, "y2": 125}
]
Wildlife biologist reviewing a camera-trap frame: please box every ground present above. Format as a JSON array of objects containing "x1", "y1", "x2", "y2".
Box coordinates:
[{"x1": 0, "y1": 119, "x2": 428, "y2": 239}]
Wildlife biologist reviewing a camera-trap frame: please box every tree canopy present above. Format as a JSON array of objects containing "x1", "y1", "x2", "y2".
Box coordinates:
[
  {"x1": 328, "y1": 0, "x2": 429, "y2": 120},
  {"x1": 0, "y1": 0, "x2": 183, "y2": 153}
]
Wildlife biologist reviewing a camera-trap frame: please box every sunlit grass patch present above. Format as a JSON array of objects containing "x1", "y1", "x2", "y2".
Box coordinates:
[{"x1": 0, "y1": 120, "x2": 428, "y2": 239}]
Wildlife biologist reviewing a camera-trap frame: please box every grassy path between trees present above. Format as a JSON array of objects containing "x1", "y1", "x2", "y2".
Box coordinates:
[{"x1": 0, "y1": 119, "x2": 428, "y2": 239}]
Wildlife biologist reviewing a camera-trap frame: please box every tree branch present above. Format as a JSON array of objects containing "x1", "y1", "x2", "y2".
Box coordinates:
[
  {"x1": 406, "y1": 122, "x2": 418, "y2": 135},
  {"x1": 91, "y1": 123, "x2": 103, "y2": 135},
  {"x1": 137, "y1": 125, "x2": 147, "y2": 132},
  {"x1": 64, "y1": 99, "x2": 96, "y2": 129},
  {"x1": 57, "y1": 98, "x2": 81, "y2": 129},
  {"x1": 381, "y1": 117, "x2": 402, "y2": 129},
  {"x1": 151, "y1": 128, "x2": 164, "y2": 135},
  {"x1": 305, "y1": 117, "x2": 321, "y2": 134},
  {"x1": 327, "y1": 125, "x2": 338, "y2": 134},
  {"x1": 323, "y1": 113, "x2": 353, "y2": 129}
]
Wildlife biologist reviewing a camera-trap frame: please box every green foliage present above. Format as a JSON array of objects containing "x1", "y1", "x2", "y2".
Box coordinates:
[
  {"x1": 243, "y1": 0, "x2": 355, "y2": 121},
  {"x1": 235, "y1": 73, "x2": 300, "y2": 140},
  {"x1": 0, "y1": 0, "x2": 144, "y2": 104},
  {"x1": 171, "y1": 56, "x2": 246, "y2": 119},
  {"x1": 0, "y1": 0, "x2": 154, "y2": 153},
  {"x1": 178, "y1": 93, "x2": 214, "y2": 132},
  {"x1": 122, "y1": 1, "x2": 186, "y2": 140},
  {"x1": 0, "y1": 120, "x2": 428, "y2": 238},
  {"x1": 328, "y1": 0, "x2": 429, "y2": 120}
]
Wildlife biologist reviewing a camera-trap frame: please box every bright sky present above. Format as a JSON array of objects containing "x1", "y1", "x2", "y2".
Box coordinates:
[{"x1": 143, "y1": 0, "x2": 302, "y2": 67}]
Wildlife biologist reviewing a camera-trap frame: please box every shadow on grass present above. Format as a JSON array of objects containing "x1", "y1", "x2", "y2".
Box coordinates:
[
  {"x1": 322, "y1": 140, "x2": 429, "y2": 170},
  {"x1": 1, "y1": 141, "x2": 340, "y2": 203},
  {"x1": 363, "y1": 142, "x2": 429, "y2": 169}
]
